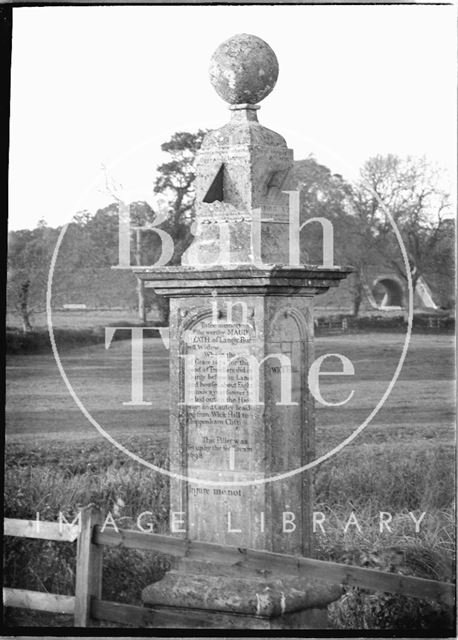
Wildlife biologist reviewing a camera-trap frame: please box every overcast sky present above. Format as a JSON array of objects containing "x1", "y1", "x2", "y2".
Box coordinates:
[{"x1": 9, "y1": 5, "x2": 456, "y2": 230}]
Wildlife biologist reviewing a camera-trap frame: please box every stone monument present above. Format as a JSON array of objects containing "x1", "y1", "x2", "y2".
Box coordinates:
[{"x1": 138, "y1": 33, "x2": 350, "y2": 628}]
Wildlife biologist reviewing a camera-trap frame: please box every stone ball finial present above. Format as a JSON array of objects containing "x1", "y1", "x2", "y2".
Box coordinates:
[{"x1": 209, "y1": 34, "x2": 279, "y2": 105}]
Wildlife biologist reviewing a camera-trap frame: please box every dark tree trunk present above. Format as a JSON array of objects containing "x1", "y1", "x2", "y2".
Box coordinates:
[
  {"x1": 19, "y1": 280, "x2": 33, "y2": 333},
  {"x1": 352, "y1": 271, "x2": 363, "y2": 318},
  {"x1": 353, "y1": 292, "x2": 362, "y2": 318}
]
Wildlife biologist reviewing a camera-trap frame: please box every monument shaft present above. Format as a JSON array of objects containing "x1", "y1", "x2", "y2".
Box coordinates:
[
  {"x1": 168, "y1": 292, "x2": 315, "y2": 555},
  {"x1": 139, "y1": 32, "x2": 350, "y2": 628}
]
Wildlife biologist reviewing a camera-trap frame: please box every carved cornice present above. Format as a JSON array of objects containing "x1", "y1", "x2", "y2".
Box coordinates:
[{"x1": 133, "y1": 265, "x2": 353, "y2": 298}]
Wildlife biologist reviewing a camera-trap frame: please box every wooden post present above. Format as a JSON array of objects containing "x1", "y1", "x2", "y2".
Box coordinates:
[{"x1": 74, "y1": 505, "x2": 103, "y2": 627}]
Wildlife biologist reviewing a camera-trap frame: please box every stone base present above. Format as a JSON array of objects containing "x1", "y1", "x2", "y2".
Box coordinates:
[{"x1": 141, "y1": 571, "x2": 342, "y2": 629}]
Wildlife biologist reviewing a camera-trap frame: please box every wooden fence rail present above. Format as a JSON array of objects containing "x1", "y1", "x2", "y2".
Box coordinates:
[
  {"x1": 3, "y1": 588, "x2": 75, "y2": 615},
  {"x1": 95, "y1": 526, "x2": 455, "y2": 605},
  {"x1": 4, "y1": 517, "x2": 79, "y2": 542},
  {"x1": 3, "y1": 506, "x2": 455, "y2": 628}
]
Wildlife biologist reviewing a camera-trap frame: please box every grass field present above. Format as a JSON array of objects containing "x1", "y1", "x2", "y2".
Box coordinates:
[
  {"x1": 6, "y1": 309, "x2": 145, "y2": 330},
  {"x1": 6, "y1": 332, "x2": 454, "y2": 444},
  {"x1": 5, "y1": 306, "x2": 417, "y2": 331},
  {"x1": 4, "y1": 332, "x2": 456, "y2": 630}
]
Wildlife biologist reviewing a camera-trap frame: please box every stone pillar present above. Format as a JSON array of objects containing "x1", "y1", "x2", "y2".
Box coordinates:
[{"x1": 137, "y1": 33, "x2": 350, "y2": 629}]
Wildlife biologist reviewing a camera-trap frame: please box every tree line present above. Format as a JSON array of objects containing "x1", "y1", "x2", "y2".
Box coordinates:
[{"x1": 7, "y1": 130, "x2": 455, "y2": 331}]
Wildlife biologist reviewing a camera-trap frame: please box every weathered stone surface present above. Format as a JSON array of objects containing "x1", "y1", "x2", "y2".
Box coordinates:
[
  {"x1": 209, "y1": 34, "x2": 279, "y2": 105},
  {"x1": 142, "y1": 571, "x2": 342, "y2": 617},
  {"x1": 137, "y1": 265, "x2": 351, "y2": 297},
  {"x1": 136, "y1": 33, "x2": 350, "y2": 628},
  {"x1": 134, "y1": 33, "x2": 351, "y2": 560},
  {"x1": 164, "y1": 293, "x2": 315, "y2": 555},
  {"x1": 181, "y1": 105, "x2": 294, "y2": 267}
]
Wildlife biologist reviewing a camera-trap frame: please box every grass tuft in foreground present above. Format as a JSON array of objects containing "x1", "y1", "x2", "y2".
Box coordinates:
[{"x1": 4, "y1": 436, "x2": 455, "y2": 631}]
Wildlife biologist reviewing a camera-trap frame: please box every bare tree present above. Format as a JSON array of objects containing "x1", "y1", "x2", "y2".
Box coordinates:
[
  {"x1": 356, "y1": 155, "x2": 453, "y2": 293},
  {"x1": 7, "y1": 224, "x2": 58, "y2": 332}
]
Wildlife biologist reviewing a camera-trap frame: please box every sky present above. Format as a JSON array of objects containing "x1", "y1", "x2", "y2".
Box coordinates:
[{"x1": 9, "y1": 4, "x2": 456, "y2": 230}]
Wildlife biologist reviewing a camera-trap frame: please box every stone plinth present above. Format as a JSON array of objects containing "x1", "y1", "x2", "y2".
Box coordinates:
[{"x1": 142, "y1": 571, "x2": 342, "y2": 629}]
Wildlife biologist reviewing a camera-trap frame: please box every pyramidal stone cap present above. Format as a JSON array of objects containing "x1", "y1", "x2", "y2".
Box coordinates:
[{"x1": 209, "y1": 33, "x2": 279, "y2": 105}]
